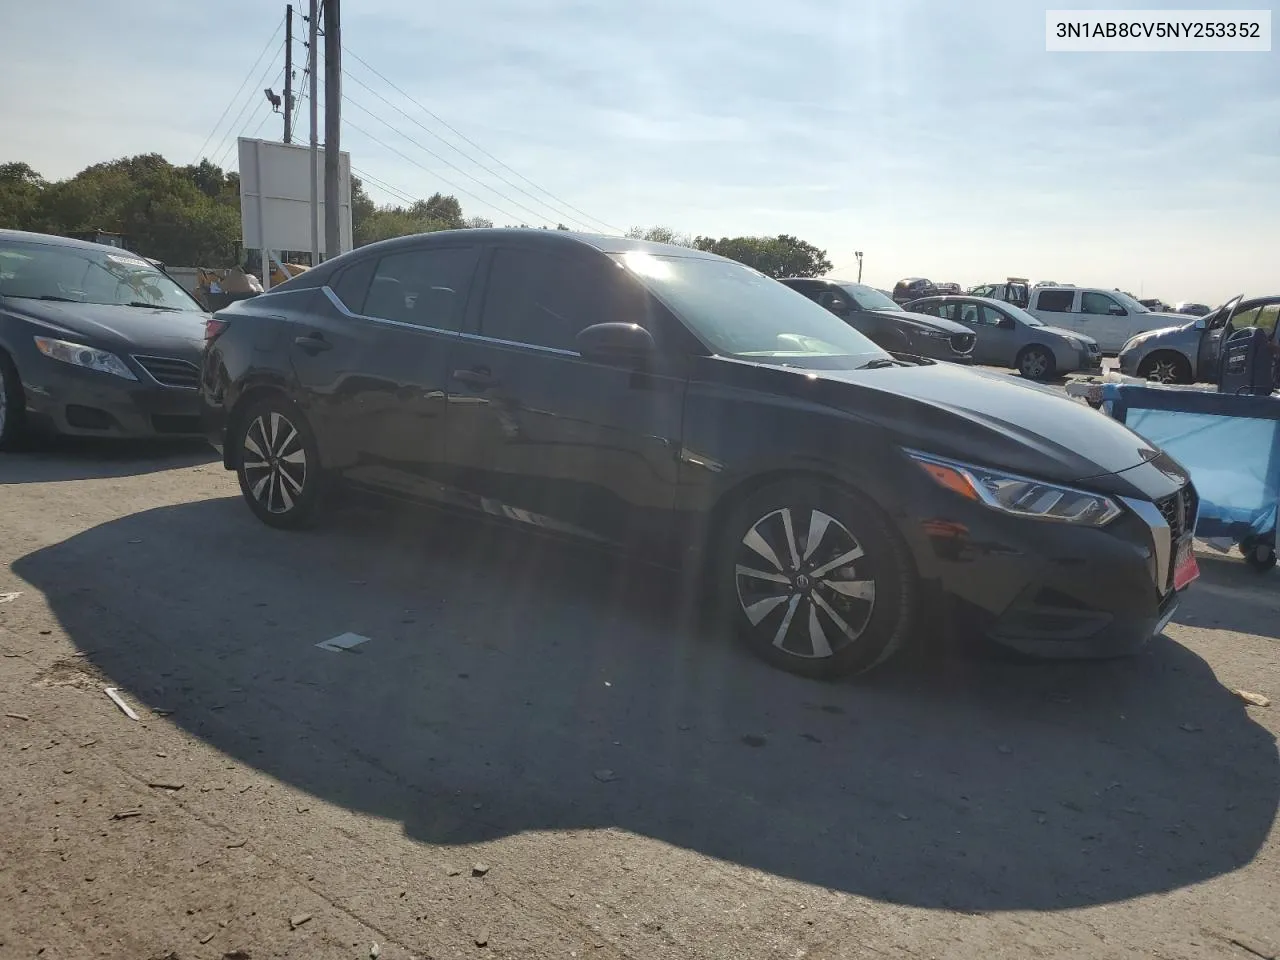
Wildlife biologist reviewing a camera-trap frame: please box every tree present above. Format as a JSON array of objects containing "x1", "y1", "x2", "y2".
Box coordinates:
[
  {"x1": 691, "y1": 234, "x2": 832, "y2": 278},
  {"x1": 0, "y1": 162, "x2": 45, "y2": 227},
  {"x1": 626, "y1": 225, "x2": 692, "y2": 246}
]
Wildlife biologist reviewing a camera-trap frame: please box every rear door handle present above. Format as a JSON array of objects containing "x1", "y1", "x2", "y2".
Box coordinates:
[
  {"x1": 452, "y1": 367, "x2": 496, "y2": 388},
  {"x1": 294, "y1": 332, "x2": 332, "y2": 353}
]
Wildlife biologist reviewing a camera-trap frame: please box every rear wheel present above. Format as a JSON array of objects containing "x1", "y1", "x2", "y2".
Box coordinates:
[
  {"x1": 1017, "y1": 345, "x2": 1056, "y2": 381},
  {"x1": 0, "y1": 352, "x2": 27, "y2": 451},
  {"x1": 1137, "y1": 351, "x2": 1192, "y2": 384},
  {"x1": 715, "y1": 479, "x2": 917, "y2": 680},
  {"x1": 232, "y1": 395, "x2": 324, "y2": 529}
]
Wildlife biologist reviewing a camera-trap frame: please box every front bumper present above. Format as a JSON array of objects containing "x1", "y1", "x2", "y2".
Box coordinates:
[
  {"x1": 901, "y1": 480, "x2": 1196, "y2": 659},
  {"x1": 1076, "y1": 351, "x2": 1104, "y2": 374},
  {"x1": 18, "y1": 352, "x2": 203, "y2": 439},
  {"x1": 1117, "y1": 346, "x2": 1141, "y2": 376}
]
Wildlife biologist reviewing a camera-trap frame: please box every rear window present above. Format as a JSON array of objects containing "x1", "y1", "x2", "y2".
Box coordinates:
[{"x1": 1036, "y1": 290, "x2": 1074, "y2": 312}]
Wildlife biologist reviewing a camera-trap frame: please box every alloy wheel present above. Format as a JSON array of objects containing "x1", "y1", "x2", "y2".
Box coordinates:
[
  {"x1": 241, "y1": 411, "x2": 308, "y2": 515},
  {"x1": 1148, "y1": 359, "x2": 1179, "y2": 383},
  {"x1": 1020, "y1": 350, "x2": 1049, "y2": 379},
  {"x1": 734, "y1": 507, "x2": 876, "y2": 659}
]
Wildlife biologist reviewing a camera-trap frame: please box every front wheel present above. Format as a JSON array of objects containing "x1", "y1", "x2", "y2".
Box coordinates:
[
  {"x1": 716, "y1": 479, "x2": 918, "y2": 680},
  {"x1": 1017, "y1": 345, "x2": 1057, "y2": 381},
  {"x1": 1137, "y1": 351, "x2": 1192, "y2": 385},
  {"x1": 232, "y1": 396, "x2": 324, "y2": 529},
  {"x1": 0, "y1": 352, "x2": 27, "y2": 450}
]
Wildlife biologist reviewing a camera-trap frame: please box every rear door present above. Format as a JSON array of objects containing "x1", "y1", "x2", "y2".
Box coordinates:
[
  {"x1": 442, "y1": 242, "x2": 688, "y2": 556},
  {"x1": 1030, "y1": 289, "x2": 1079, "y2": 335},
  {"x1": 290, "y1": 241, "x2": 480, "y2": 499}
]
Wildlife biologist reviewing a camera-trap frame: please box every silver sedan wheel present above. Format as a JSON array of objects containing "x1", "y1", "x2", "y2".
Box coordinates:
[
  {"x1": 1019, "y1": 349, "x2": 1050, "y2": 379},
  {"x1": 735, "y1": 507, "x2": 876, "y2": 660},
  {"x1": 242, "y1": 411, "x2": 308, "y2": 515},
  {"x1": 1147, "y1": 358, "x2": 1180, "y2": 383}
]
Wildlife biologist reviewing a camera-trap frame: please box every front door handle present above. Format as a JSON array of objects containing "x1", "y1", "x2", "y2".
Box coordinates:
[
  {"x1": 294, "y1": 332, "x2": 332, "y2": 354},
  {"x1": 452, "y1": 367, "x2": 496, "y2": 388}
]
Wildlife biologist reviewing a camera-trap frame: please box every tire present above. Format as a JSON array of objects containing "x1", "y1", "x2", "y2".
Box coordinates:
[
  {"x1": 1016, "y1": 345, "x2": 1057, "y2": 381},
  {"x1": 231, "y1": 395, "x2": 324, "y2": 529},
  {"x1": 714, "y1": 478, "x2": 918, "y2": 680},
  {"x1": 1137, "y1": 351, "x2": 1192, "y2": 385},
  {"x1": 1243, "y1": 539, "x2": 1277, "y2": 573},
  {"x1": 0, "y1": 351, "x2": 27, "y2": 451}
]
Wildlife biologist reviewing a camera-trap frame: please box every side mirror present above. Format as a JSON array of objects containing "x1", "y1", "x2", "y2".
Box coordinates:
[
  {"x1": 1194, "y1": 317, "x2": 1207, "y2": 330},
  {"x1": 1108, "y1": 305, "x2": 1127, "y2": 316},
  {"x1": 998, "y1": 317, "x2": 1016, "y2": 330},
  {"x1": 576, "y1": 322, "x2": 655, "y2": 365}
]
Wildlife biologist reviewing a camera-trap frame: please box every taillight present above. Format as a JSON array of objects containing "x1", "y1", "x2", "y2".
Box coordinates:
[{"x1": 204, "y1": 317, "x2": 230, "y2": 342}]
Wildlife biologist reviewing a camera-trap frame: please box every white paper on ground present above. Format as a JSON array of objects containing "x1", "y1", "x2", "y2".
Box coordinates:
[{"x1": 316, "y1": 632, "x2": 370, "y2": 653}]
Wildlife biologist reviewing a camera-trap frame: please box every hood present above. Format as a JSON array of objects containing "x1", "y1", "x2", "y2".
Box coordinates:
[
  {"x1": 1037, "y1": 324, "x2": 1098, "y2": 346},
  {"x1": 869, "y1": 309, "x2": 970, "y2": 336},
  {"x1": 720, "y1": 359, "x2": 1160, "y2": 486},
  {"x1": 1, "y1": 298, "x2": 207, "y2": 357}
]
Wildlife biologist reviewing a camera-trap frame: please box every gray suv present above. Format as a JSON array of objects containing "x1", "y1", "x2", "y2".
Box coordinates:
[
  {"x1": 908, "y1": 295, "x2": 1102, "y2": 380},
  {"x1": 1117, "y1": 295, "x2": 1280, "y2": 383}
]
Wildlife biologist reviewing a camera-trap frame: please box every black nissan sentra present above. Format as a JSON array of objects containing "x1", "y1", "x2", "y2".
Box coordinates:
[
  {"x1": 201, "y1": 229, "x2": 1199, "y2": 679},
  {"x1": 0, "y1": 229, "x2": 208, "y2": 447}
]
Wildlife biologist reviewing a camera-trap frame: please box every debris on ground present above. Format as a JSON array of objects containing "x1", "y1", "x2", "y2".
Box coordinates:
[
  {"x1": 446, "y1": 867, "x2": 461, "y2": 876},
  {"x1": 1179, "y1": 722, "x2": 1204, "y2": 733},
  {"x1": 474, "y1": 935, "x2": 489, "y2": 947},
  {"x1": 111, "y1": 810, "x2": 142, "y2": 820},
  {"x1": 370, "y1": 943, "x2": 381, "y2": 959},
  {"x1": 226, "y1": 840, "x2": 247, "y2": 849},
  {"x1": 593, "y1": 768, "x2": 618, "y2": 783},
  {"x1": 472, "y1": 863, "x2": 490, "y2": 877},
  {"x1": 315, "y1": 632, "x2": 370, "y2": 653},
  {"x1": 1235, "y1": 689, "x2": 1271, "y2": 708},
  {"x1": 104, "y1": 687, "x2": 140, "y2": 721},
  {"x1": 148, "y1": 781, "x2": 185, "y2": 791},
  {"x1": 288, "y1": 913, "x2": 312, "y2": 930},
  {"x1": 199, "y1": 931, "x2": 216, "y2": 944},
  {"x1": 222, "y1": 951, "x2": 251, "y2": 960},
  {"x1": 0, "y1": 592, "x2": 21, "y2": 603},
  {"x1": 5, "y1": 712, "x2": 31, "y2": 721}
]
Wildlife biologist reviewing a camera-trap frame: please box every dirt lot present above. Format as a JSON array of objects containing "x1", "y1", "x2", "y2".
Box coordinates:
[{"x1": 1, "y1": 437, "x2": 1277, "y2": 960}]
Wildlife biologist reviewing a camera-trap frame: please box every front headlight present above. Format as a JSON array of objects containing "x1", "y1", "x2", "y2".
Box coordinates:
[
  {"x1": 907, "y1": 450, "x2": 1122, "y2": 526},
  {"x1": 33, "y1": 337, "x2": 136, "y2": 381}
]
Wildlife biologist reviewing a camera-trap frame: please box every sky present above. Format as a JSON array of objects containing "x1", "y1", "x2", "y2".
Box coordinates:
[{"x1": 1, "y1": 0, "x2": 1277, "y2": 303}]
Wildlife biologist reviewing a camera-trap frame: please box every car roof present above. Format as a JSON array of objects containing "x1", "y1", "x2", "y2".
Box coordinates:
[
  {"x1": 912, "y1": 294, "x2": 1007, "y2": 308},
  {"x1": 327, "y1": 228, "x2": 727, "y2": 264},
  {"x1": 0, "y1": 227, "x2": 135, "y2": 254}
]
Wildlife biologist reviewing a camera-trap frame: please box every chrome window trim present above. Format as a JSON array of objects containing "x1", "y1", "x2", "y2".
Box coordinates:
[
  {"x1": 320, "y1": 285, "x2": 581, "y2": 358},
  {"x1": 1121, "y1": 496, "x2": 1172, "y2": 595}
]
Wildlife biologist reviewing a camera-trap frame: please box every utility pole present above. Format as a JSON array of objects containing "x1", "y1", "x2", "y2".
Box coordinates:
[
  {"x1": 323, "y1": 0, "x2": 341, "y2": 258},
  {"x1": 308, "y1": 0, "x2": 319, "y2": 265},
  {"x1": 855, "y1": 250, "x2": 864, "y2": 284},
  {"x1": 283, "y1": 4, "x2": 294, "y2": 143}
]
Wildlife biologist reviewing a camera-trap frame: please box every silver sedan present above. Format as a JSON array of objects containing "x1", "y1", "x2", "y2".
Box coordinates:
[{"x1": 907, "y1": 295, "x2": 1103, "y2": 380}]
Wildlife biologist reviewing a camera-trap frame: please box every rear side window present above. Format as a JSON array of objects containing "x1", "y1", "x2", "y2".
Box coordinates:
[
  {"x1": 479, "y1": 247, "x2": 635, "y2": 351},
  {"x1": 362, "y1": 246, "x2": 480, "y2": 331},
  {"x1": 1036, "y1": 290, "x2": 1074, "y2": 312}
]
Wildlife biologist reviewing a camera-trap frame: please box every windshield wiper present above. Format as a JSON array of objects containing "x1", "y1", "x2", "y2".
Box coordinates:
[
  {"x1": 858, "y1": 357, "x2": 899, "y2": 369},
  {"x1": 127, "y1": 301, "x2": 180, "y2": 311}
]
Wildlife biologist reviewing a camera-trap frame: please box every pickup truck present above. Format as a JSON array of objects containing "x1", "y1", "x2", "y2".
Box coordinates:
[{"x1": 1024, "y1": 286, "x2": 1187, "y2": 353}]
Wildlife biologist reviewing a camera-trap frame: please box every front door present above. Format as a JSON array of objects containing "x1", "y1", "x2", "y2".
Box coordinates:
[
  {"x1": 290, "y1": 242, "x2": 480, "y2": 499},
  {"x1": 1197, "y1": 295, "x2": 1244, "y2": 382},
  {"x1": 1077, "y1": 291, "x2": 1129, "y2": 351},
  {"x1": 442, "y1": 243, "x2": 688, "y2": 556}
]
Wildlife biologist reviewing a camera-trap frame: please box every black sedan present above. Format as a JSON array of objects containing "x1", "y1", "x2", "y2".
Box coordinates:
[
  {"x1": 0, "y1": 230, "x2": 209, "y2": 447},
  {"x1": 202, "y1": 229, "x2": 1199, "y2": 679},
  {"x1": 777, "y1": 277, "x2": 976, "y2": 364}
]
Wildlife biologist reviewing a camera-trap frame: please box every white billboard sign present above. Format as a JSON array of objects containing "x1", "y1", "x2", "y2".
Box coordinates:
[{"x1": 238, "y1": 138, "x2": 352, "y2": 268}]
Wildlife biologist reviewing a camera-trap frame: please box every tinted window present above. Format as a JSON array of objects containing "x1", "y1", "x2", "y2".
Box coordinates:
[
  {"x1": 0, "y1": 238, "x2": 203, "y2": 311},
  {"x1": 911, "y1": 301, "x2": 939, "y2": 316},
  {"x1": 331, "y1": 258, "x2": 375, "y2": 312},
  {"x1": 1037, "y1": 290, "x2": 1074, "y2": 312},
  {"x1": 1080, "y1": 291, "x2": 1122, "y2": 315},
  {"x1": 480, "y1": 247, "x2": 635, "y2": 351},
  {"x1": 1255, "y1": 304, "x2": 1279, "y2": 336},
  {"x1": 1230, "y1": 305, "x2": 1263, "y2": 330},
  {"x1": 363, "y1": 246, "x2": 479, "y2": 330},
  {"x1": 932, "y1": 302, "x2": 959, "y2": 322}
]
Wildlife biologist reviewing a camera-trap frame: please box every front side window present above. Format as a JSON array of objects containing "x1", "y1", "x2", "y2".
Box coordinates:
[
  {"x1": 1036, "y1": 290, "x2": 1074, "y2": 313},
  {"x1": 1229, "y1": 304, "x2": 1264, "y2": 331},
  {"x1": 1252, "y1": 303, "x2": 1279, "y2": 336},
  {"x1": 618, "y1": 251, "x2": 887, "y2": 368},
  {"x1": 0, "y1": 239, "x2": 203, "y2": 311},
  {"x1": 362, "y1": 246, "x2": 480, "y2": 330},
  {"x1": 1080, "y1": 292, "x2": 1123, "y2": 316}
]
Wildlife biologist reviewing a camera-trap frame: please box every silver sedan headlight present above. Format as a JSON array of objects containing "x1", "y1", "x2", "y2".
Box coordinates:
[
  {"x1": 907, "y1": 450, "x2": 1123, "y2": 526},
  {"x1": 33, "y1": 336, "x2": 137, "y2": 381}
]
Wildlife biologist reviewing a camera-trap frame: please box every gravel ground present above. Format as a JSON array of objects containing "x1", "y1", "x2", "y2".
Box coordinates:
[{"x1": 1, "y1": 435, "x2": 1277, "y2": 960}]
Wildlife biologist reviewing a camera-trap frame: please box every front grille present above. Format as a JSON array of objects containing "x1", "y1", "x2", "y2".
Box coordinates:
[
  {"x1": 1155, "y1": 483, "x2": 1198, "y2": 589},
  {"x1": 1087, "y1": 342, "x2": 1101, "y2": 354},
  {"x1": 951, "y1": 333, "x2": 976, "y2": 355},
  {"x1": 134, "y1": 355, "x2": 200, "y2": 389}
]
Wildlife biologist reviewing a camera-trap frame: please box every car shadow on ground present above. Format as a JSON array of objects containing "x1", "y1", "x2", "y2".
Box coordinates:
[
  {"x1": 0, "y1": 436, "x2": 217, "y2": 482},
  {"x1": 12, "y1": 496, "x2": 1279, "y2": 913},
  {"x1": 1176, "y1": 552, "x2": 1280, "y2": 641}
]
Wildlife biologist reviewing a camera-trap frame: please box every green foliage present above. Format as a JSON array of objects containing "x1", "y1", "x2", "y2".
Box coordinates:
[
  {"x1": 691, "y1": 234, "x2": 832, "y2": 278},
  {"x1": 626, "y1": 225, "x2": 693, "y2": 246}
]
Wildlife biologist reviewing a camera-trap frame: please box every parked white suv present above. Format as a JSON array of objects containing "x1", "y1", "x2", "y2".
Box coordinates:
[{"x1": 1025, "y1": 287, "x2": 1186, "y2": 353}]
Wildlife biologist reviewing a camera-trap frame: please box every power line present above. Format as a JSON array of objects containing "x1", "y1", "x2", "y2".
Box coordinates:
[
  {"x1": 341, "y1": 46, "x2": 621, "y2": 234},
  {"x1": 343, "y1": 93, "x2": 560, "y2": 227},
  {"x1": 216, "y1": 68, "x2": 285, "y2": 169},
  {"x1": 334, "y1": 60, "x2": 596, "y2": 232},
  {"x1": 343, "y1": 116, "x2": 532, "y2": 225},
  {"x1": 194, "y1": 15, "x2": 284, "y2": 164},
  {"x1": 351, "y1": 165, "x2": 419, "y2": 206}
]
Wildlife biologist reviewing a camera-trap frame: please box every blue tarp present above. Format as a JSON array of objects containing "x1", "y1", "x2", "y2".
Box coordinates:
[{"x1": 1100, "y1": 385, "x2": 1280, "y2": 543}]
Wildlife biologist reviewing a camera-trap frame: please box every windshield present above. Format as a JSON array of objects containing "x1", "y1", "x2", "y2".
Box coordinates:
[
  {"x1": 1111, "y1": 290, "x2": 1150, "y2": 313},
  {"x1": 617, "y1": 251, "x2": 889, "y2": 368},
  {"x1": 0, "y1": 239, "x2": 203, "y2": 312},
  {"x1": 841, "y1": 283, "x2": 901, "y2": 312},
  {"x1": 1002, "y1": 303, "x2": 1045, "y2": 327}
]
